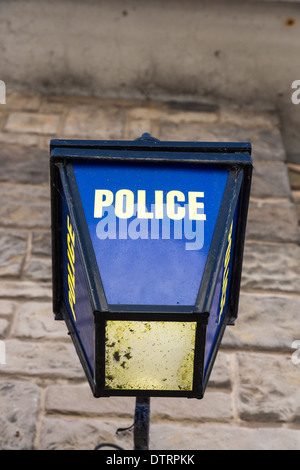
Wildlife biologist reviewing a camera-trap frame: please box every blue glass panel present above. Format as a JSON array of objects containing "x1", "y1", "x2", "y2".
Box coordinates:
[
  {"x1": 204, "y1": 204, "x2": 238, "y2": 373},
  {"x1": 73, "y1": 161, "x2": 229, "y2": 306},
  {"x1": 62, "y1": 193, "x2": 95, "y2": 375}
]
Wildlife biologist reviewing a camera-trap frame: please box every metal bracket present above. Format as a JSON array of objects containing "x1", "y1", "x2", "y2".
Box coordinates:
[{"x1": 134, "y1": 396, "x2": 150, "y2": 450}]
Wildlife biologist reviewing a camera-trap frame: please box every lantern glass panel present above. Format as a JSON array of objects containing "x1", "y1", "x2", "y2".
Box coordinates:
[
  {"x1": 105, "y1": 320, "x2": 196, "y2": 391},
  {"x1": 73, "y1": 161, "x2": 229, "y2": 306}
]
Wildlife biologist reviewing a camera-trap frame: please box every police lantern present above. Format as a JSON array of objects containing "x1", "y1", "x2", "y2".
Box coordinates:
[{"x1": 50, "y1": 134, "x2": 252, "y2": 399}]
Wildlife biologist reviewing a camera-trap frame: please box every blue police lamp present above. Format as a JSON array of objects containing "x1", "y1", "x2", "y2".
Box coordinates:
[{"x1": 50, "y1": 134, "x2": 252, "y2": 447}]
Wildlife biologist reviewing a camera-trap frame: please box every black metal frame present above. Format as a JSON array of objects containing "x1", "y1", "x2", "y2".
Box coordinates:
[
  {"x1": 94, "y1": 311, "x2": 208, "y2": 398},
  {"x1": 50, "y1": 136, "x2": 252, "y2": 400}
]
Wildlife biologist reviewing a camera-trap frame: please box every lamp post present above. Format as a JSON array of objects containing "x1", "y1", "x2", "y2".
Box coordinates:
[{"x1": 50, "y1": 134, "x2": 252, "y2": 449}]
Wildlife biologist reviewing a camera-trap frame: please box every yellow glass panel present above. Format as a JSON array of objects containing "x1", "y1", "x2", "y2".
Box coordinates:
[{"x1": 105, "y1": 320, "x2": 196, "y2": 391}]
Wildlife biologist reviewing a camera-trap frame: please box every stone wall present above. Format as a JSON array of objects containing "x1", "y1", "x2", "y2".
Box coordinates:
[{"x1": 0, "y1": 91, "x2": 299, "y2": 449}]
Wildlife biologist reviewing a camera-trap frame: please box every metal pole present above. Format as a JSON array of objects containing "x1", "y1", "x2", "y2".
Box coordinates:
[{"x1": 133, "y1": 396, "x2": 150, "y2": 450}]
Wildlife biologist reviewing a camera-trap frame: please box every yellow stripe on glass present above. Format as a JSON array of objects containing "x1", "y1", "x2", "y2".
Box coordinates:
[{"x1": 105, "y1": 320, "x2": 196, "y2": 391}]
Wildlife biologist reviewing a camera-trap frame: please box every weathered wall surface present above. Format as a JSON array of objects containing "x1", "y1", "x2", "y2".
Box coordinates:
[
  {"x1": 0, "y1": 92, "x2": 299, "y2": 449},
  {"x1": 0, "y1": 0, "x2": 300, "y2": 162}
]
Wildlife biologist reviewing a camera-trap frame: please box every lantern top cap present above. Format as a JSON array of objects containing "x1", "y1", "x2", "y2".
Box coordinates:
[
  {"x1": 50, "y1": 135, "x2": 251, "y2": 155},
  {"x1": 50, "y1": 136, "x2": 252, "y2": 169}
]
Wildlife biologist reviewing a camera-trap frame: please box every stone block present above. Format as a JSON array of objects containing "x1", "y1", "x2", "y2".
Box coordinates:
[
  {"x1": 0, "y1": 132, "x2": 39, "y2": 147},
  {"x1": 127, "y1": 105, "x2": 218, "y2": 125},
  {"x1": 246, "y1": 199, "x2": 299, "y2": 243},
  {"x1": 0, "y1": 299, "x2": 15, "y2": 316},
  {"x1": 242, "y1": 242, "x2": 300, "y2": 293},
  {"x1": 0, "y1": 380, "x2": 41, "y2": 450},
  {"x1": 237, "y1": 352, "x2": 300, "y2": 423},
  {"x1": 5, "y1": 92, "x2": 41, "y2": 111},
  {"x1": 151, "y1": 391, "x2": 233, "y2": 423},
  {"x1": 0, "y1": 184, "x2": 50, "y2": 229},
  {"x1": 206, "y1": 351, "x2": 231, "y2": 388},
  {"x1": 3, "y1": 339, "x2": 84, "y2": 379},
  {"x1": 0, "y1": 319, "x2": 9, "y2": 337},
  {"x1": 12, "y1": 301, "x2": 66, "y2": 340},
  {"x1": 62, "y1": 105, "x2": 125, "y2": 139},
  {"x1": 0, "y1": 145, "x2": 49, "y2": 184},
  {"x1": 0, "y1": 231, "x2": 27, "y2": 276},
  {"x1": 251, "y1": 161, "x2": 292, "y2": 199},
  {"x1": 150, "y1": 422, "x2": 300, "y2": 450},
  {"x1": 4, "y1": 112, "x2": 60, "y2": 134},
  {"x1": 45, "y1": 383, "x2": 135, "y2": 417},
  {"x1": 24, "y1": 258, "x2": 52, "y2": 281},
  {"x1": 32, "y1": 231, "x2": 51, "y2": 256},
  {"x1": 219, "y1": 107, "x2": 280, "y2": 129},
  {"x1": 0, "y1": 280, "x2": 52, "y2": 299},
  {"x1": 39, "y1": 416, "x2": 133, "y2": 450},
  {"x1": 223, "y1": 292, "x2": 300, "y2": 351}
]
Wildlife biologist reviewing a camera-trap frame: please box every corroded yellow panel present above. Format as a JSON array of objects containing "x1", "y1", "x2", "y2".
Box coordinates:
[{"x1": 105, "y1": 321, "x2": 196, "y2": 391}]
